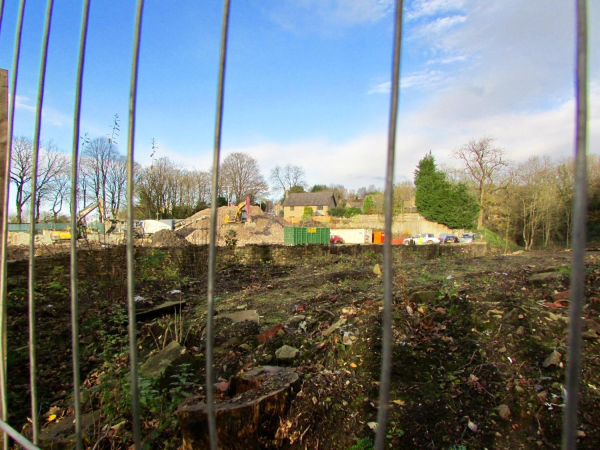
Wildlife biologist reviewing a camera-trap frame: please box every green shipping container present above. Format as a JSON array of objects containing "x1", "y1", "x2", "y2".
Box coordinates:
[{"x1": 284, "y1": 227, "x2": 330, "y2": 245}]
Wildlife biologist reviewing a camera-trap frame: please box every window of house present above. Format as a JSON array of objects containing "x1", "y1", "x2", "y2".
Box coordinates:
[
  {"x1": 317, "y1": 205, "x2": 324, "y2": 210},
  {"x1": 290, "y1": 206, "x2": 294, "y2": 211}
]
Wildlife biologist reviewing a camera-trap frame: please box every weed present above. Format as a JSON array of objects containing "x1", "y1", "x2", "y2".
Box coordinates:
[
  {"x1": 349, "y1": 436, "x2": 374, "y2": 450},
  {"x1": 386, "y1": 421, "x2": 405, "y2": 439}
]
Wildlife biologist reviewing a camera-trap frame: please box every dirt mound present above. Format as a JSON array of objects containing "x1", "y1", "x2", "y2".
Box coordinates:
[
  {"x1": 150, "y1": 230, "x2": 190, "y2": 248},
  {"x1": 181, "y1": 205, "x2": 285, "y2": 246}
]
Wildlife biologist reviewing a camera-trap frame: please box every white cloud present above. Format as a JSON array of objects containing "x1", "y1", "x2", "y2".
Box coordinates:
[
  {"x1": 411, "y1": 14, "x2": 466, "y2": 37},
  {"x1": 368, "y1": 69, "x2": 445, "y2": 94},
  {"x1": 14, "y1": 95, "x2": 71, "y2": 127},
  {"x1": 267, "y1": 0, "x2": 394, "y2": 33},
  {"x1": 406, "y1": 0, "x2": 466, "y2": 20}
]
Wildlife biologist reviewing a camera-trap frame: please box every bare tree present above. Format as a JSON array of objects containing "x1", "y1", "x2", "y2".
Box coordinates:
[
  {"x1": 221, "y1": 152, "x2": 268, "y2": 203},
  {"x1": 454, "y1": 137, "x2": 512, "y2": 229},
  {"x1": 10, "y1": 137, "x2": 69, "y2": 223},
  {"x1": 10, "y1": 136, "x2": 33, "y2": 223},
  {"x1": 269, "y1": 164, "x2": 307, "y2": 196}
]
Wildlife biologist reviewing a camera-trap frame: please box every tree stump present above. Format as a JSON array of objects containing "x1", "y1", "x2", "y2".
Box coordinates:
[{"x1": 177, "y1": 366, "x2": 301, "y2": 449}]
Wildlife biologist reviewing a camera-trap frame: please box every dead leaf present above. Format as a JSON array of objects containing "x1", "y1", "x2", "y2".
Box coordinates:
[
  {"x1": 392, "y1": 399, "x2": 406, "y2": 406},
  {"x1": 468, "y1": 421, "x2": 478, "y2": 432}
]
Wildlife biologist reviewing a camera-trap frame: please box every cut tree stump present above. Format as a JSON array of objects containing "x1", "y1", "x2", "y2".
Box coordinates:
[{"x1": 177, "y1": 366, "x2": 301, "y2": 449}]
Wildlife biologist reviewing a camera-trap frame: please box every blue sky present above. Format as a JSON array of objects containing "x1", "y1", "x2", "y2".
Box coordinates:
[{"x1": 1, "y1": 0, "x2": 599, "y2": 198}]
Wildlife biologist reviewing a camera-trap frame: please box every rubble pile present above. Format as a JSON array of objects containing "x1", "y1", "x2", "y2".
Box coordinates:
[{"x1": 178, "y1": 205, "x2": 285, "y2": 246}]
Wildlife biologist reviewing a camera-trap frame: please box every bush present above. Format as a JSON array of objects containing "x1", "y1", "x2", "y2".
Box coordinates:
[{"x1": 344, "y1": 207, "x2": 362, "y2": 217}]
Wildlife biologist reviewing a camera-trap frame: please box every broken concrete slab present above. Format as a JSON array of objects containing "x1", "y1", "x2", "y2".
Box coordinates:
[
  {"x1": 40, "y1": 410, "x2": 101, "y2": 444},
  {"x1": 529, "y1": 272, "x2": 564, "y2": 285},
  {"x1": 141, "y1": 341, "x2": 190, "y2": 378},
  {"x1": 218, "y1": 310, "x2": 259, "y2": 324},
  {"x1": 136, "y1": 300, "x2": 187, "y2": 322}
]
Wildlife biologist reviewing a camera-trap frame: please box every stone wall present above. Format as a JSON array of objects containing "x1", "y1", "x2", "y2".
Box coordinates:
[{"x1": 6, "y1": 243, "x2": 487, "y2": 286}]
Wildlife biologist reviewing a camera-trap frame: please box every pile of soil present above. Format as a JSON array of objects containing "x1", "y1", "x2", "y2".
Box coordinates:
[
  {"x1": 178, "y1": 205, "x2": 285, "y2": 246},
  {"x1": 150, "y1": 229, "x2": 191, "y2": 248}
]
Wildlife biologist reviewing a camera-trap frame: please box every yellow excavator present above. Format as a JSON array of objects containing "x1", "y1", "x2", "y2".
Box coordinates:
[
  {"x1": 224, "y1": 201, "x2": 247, "y2": 224},
  {"x1": 51, "y1": 198, "x2": 106, "y2": 241}
]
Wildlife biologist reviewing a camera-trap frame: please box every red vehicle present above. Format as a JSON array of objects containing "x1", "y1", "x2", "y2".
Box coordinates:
[{"x1": 330, "y1": 235, "x2": 344, "y2": 244}]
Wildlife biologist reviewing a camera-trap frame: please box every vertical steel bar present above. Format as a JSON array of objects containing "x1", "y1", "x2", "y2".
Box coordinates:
[
  {"x1": 374, "y1": 1, "x2": 403, "y2": 449},
  {"x1": 69, "y1": 1, "x2": 91, "y2": 448},
  {"x1": 27, "y1": 0, "x2": 54, "y2": 444},
  {"x1": 206, "y1": 1, "x2": 231, "y2": 448},
  {"x1": 126, "y1": 1, "x2": 145, "y2": 448},
  {"x1": 562, "y1": 0, "x2": 588, "y2": 449},
  {"x1": 0, "y1": 2, "x2": 26, "y2": 448},
  {"x1": 0, "y1": 0, "x2": 5, "y2": 37}
]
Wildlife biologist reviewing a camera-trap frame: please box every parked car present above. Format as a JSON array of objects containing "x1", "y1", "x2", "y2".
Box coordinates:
[
  {"x1": 439, "y1": 233, "x2": 450, "y2": 242},
  {"x1": 444, "y1": 235, "x2": 460, "y2": 243},
  {"x1": 403, "y1": 233, "x2": 441, "y2": 245},
  {"x1": 461, "y1": 233, "x2": 477, "y2": 243},
  {"x1": 330, "y1": 234, "x2": 344, "y2": 244}
]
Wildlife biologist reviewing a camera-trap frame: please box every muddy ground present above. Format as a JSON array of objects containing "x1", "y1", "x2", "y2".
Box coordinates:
[{"x1": 4, "y1": 245, "x2": 600, "y2": 449}]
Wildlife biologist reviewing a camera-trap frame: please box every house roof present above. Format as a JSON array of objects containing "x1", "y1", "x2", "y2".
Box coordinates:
[
  {"x1": 281, "y1": 192, "x2": 337, "y2": 208},
  {"x1": 346, "y1": 199, "x2": 363, "y2": 209}
]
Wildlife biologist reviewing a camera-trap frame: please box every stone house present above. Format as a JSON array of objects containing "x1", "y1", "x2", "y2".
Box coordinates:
[{"x1": 281, "y1": 192, "x2": 337, "y2": 220}]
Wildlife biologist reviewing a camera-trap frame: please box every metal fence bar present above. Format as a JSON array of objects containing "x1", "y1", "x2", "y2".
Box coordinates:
[
  {"x1": 126, "y1": 1, "x2": 145, "y2": 448},
  {"x1": 26, "y1": 0, "x2": 54, "y2": 444},
  {"x1": 0, "y1": 420, "x2": 39, "y2": 450},
  {"x1": 374, "y1": 1, "x2": 403, "y2": 449},
  {"x1": 0, "y1": 0, "x2": 5, "y2": 36},
  {"x1": 206, "y1": 1, "x2": 232, "y2": 448},
  {"x1": 563, "y1": 0, "x2": 588, "y2": 448},
  {"x1": 69, "y1": 1, "x2": 91, "y2": 448},
  {"x1": 0, "y1": 1, "x2": 26, "y2": 448}
]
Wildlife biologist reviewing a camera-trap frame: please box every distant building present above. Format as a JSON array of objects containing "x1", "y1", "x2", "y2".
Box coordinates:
[
  {"x1": 345, "y1": 199, "x2": 364, "y2": 210},
  {"x1": 281, "y1": 192, "x2": 337, "y2": 220}
]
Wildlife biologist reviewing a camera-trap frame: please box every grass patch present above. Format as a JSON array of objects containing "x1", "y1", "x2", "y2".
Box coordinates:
[{"x1": 479, "y1": 227, "x2": 522, "y2": 250}]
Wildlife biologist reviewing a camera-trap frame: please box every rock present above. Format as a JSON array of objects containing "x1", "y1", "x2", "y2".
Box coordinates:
[
  {"x1": 322, "y1": 318, "x2": 347, "y2": 337},
  {"x1": 582, "y1": 330, "x2": 598, "y2": 340},
  {"x1": 219, "y1": 310, "x2": 259, "y2": 325},
  {"x1": 136, "y1": 300, "x2": 187, "y2": 322},
  {"x1": 222, "y1": 337, "x2": 241, "y2": 349},
  {"x1": 177, "y1": 366, "x2": 301, "y2": 449},
  {"x1": 140, "y1": 341, "x2": 190, "y2": 378},
  {"x1": 373, "y1": 264, "x2": 382, "y2": 276},
  {"x1": 257, "y1": 324, "x2": 284, "y2": 343},
  {"x1": 502, "y1": 308, "x2": 519, "y2": 323},
  {"x1": 239, "y1": 343, "x2": 252, "y2": 352},
  {"x1": 543, "y1": 350, "x2": 562, "y2": 368},
  {"x1": 408, "y1": 291, "x2": 436, "y2": 304},
  {"x1": 275, "y1": 345, "x2": 299, "y2": 362},
  {"x1": 516, "y1": 326, "x2": 525, "y2": 336},
  {"x1": 40, "y1": 410, "x2": 101, "y2": 444},
  {"x1": 529, "y1": 272, "x2": 563, "y2": 285},
  {"x1": 498, "y1": 404, "x2": 511, "y2": 420},
  {"x1": 288, "y1": 315, "x2": 306, "y2": 324}
]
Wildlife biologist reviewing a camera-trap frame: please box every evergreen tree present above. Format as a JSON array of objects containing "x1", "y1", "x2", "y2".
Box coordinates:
[{"x1": 415, "y1": 153, "x2": 479, "y2": 229}]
